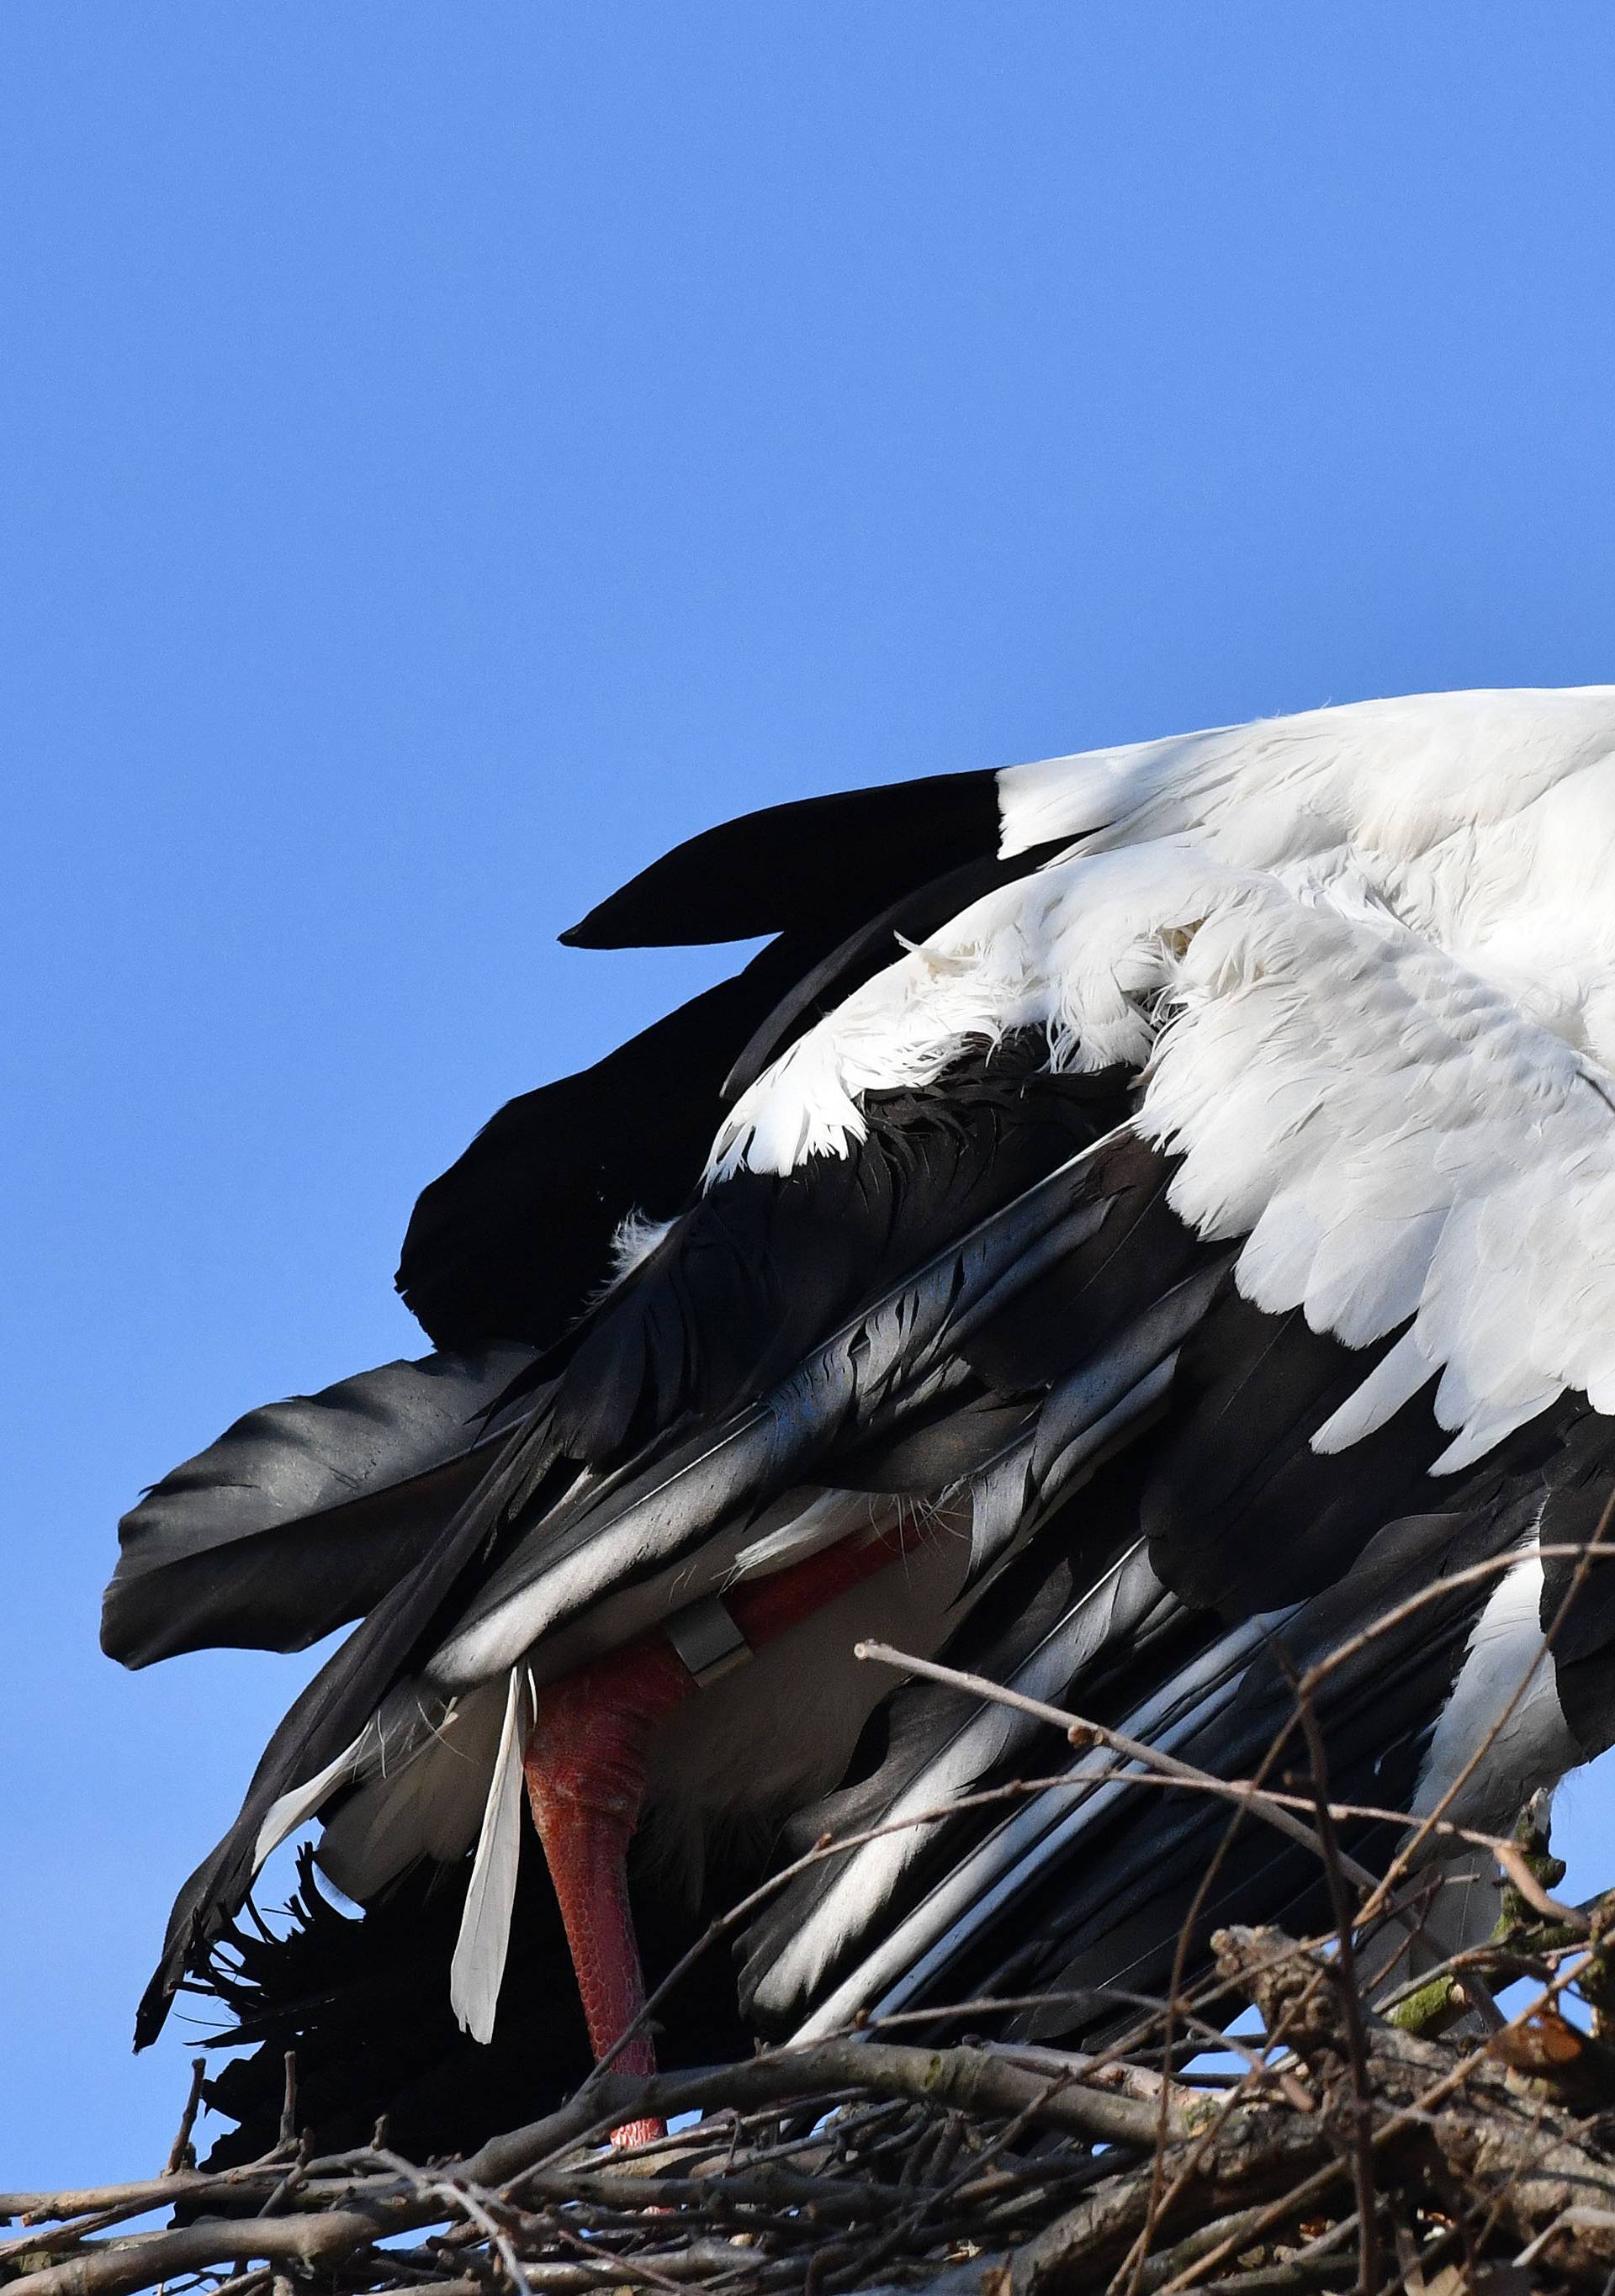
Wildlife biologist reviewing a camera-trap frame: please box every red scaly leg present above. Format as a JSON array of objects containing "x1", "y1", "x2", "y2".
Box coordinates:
[
  {"x1": 523, "y1": 1506, "x2": 943, "y2": 2146},
  {"x1": 523, "y1": 1638, "x2": 689, "y2": 2148}
]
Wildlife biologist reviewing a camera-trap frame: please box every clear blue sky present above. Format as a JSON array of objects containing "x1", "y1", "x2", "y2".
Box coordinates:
[{"x1": 5, "y1": 3, "x2": 1614, "y2": 2187}]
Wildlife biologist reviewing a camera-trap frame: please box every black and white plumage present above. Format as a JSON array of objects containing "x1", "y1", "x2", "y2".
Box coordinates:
[{"x1": 106, "y1": 686, "x2": 1615, "y2": 2161}]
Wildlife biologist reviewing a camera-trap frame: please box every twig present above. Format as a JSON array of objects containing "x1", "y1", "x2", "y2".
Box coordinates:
[
  {"x1": 854, "y1": 1640, "x2": 1385, "y2": 1889},
  {"x1": 162, "y1": 2060, "x2": 207, "y2": 2178},
  {"x1": 1288, "y1": 1665, "x2": 1381, "y2": 2296},
  {"x1": 15, "y1": 1791, "x2": 1615, "y2": 2296},
  {"x1": 277, "y1": 2051, "x2": 298, "y2": 2154}
]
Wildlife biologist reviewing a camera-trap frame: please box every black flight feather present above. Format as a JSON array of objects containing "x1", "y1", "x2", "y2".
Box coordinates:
[
  {"x1": 560, "y1": 770, "x2": 1002, "y2": 949},
  {"x1": 395, "y1": 935, "x2": 825, "y2": 1352}
]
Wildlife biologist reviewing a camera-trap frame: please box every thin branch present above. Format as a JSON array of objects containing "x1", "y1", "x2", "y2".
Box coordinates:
[
  {"x1": 162, "y1": 2060, "x2": 207, "y2": 2179},
  {"x1": 855, "y1": 1640, "x2": 1385, "y2": 1891}
]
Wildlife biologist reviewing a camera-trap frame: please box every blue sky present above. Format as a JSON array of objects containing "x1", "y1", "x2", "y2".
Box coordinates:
[{"x1": 4, "y1": 3, "x2": 1615, "y2": 2185}]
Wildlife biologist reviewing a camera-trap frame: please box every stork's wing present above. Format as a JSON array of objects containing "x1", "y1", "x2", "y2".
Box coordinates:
[
  {"x1": 397, "y1": 764, "x2": 1019, "y2": 1351},
  {"x1": 119, "y1": 845, "x2": 1025, "y2": 1677},
  {"x1": 742, "y1": 1410, "x2": 1614, "y2": 2043},
  {"x1": 115, "y1": 689, "x2": 1615, "y2": 2115}
]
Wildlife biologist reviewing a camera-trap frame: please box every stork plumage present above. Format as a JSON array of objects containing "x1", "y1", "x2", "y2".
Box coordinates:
[{"x1": 106, "y1": 686, "x2": 1615, "y2": 2161}]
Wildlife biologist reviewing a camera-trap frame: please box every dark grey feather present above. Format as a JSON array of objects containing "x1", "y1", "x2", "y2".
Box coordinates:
[{"x1": 104, "y1": 1345, "x2": 537, "y2": 1667}]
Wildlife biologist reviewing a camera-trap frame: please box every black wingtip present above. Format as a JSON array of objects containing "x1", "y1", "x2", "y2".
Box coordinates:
[
  {"x1": 553, "y1": 770, "x2": 1002, "y2": 951},
  {"x1": 133, "y1": 1971, "x2": 173, "y2": 2052},
  {"x1": 99, "y1": 1582, "x2": 146, "y2": 1671}
]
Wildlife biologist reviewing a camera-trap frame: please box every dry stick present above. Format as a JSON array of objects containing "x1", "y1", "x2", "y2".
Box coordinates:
[
  {"x1": 0, "y1": 2141, "x2": 393, "y2": 2235},
  {"x1": 1151, "y1": 1930, "x2": 1612, "y2": 2296},
  {"x1": 1287, "y1": 1668, "x2": 1382, "y2": 2296},
  {"x1": 1306, "y1": 1515, "x2": 1615, "y2": 1934},
  {"x1": 812, "y1": 2065, "x2": 1091, "y2": 2291},
  {"x1": 952, "y1": 1969, "x2": 1326, "y2": 2100},
  {"x1": 581, "y1": 1768, "x2": 1117, "y2": 2092},
  {"x1": 204, "y1": 2269, "x2": 274, "y2": 2296},
  {"x1": 1117, "y1": 1707, "x2": 1345, "y2": 2296},
  {"x1": 854, "y1": 1643, "x2": 1582, "y2": 1929},
  {"x1": 1106, "y1": 1657, "x2": 1517, "y2": 2296},
  {"x1": 261, "y1": 2152, "x2": 310, "y2": 2219},
  {"x1": 852, "y1": 1628, "x2": 1411, "y2": 2294},
  {"x1": 0, "y1": 2164, "x2": 309, "y2": 2230},
  {"x1": 981, "y1": 2042, "x2": 1210, "y2": 2117},
  {"x1": 7, "y1": 2046, "x2": 1162, "y2": 2296},
  {"x1": 870, "y1": 1987, "x2": 1318, "y2": 2119},
  {"x1": 162, "y1": 2059, "x2": 207, "y2": 2178},
  {"x1": 470, "y1": 2035, "x2": 1173, "y2": 2189},
  {"x1": 852, "y1": 1970, "x2": 1239, "y2": 2073},
  {"x1": 0, "y1": 2212, "x2": 167, "y2": 2270},
  {"x1": 586, "y1": 1599, "x2": 1567, "y2": 2134},
  {"x1": 3, "y1": 2208, "x2": 389, "y2": 2296},
  {"x1": 277, "y1": 2050, "x2": 298, "y2": 2154},
  {"x1": 373, "y1": 2155, "x2": 534, "y2": 2296},
  {"x1": 855, "y1": 1642, "x2": 1385, "y2": 1891}
]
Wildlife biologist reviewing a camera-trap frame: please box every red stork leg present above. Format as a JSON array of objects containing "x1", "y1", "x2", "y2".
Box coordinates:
[
  {"x1": 523, "y1": 1509, "x2": 940, "y2": 2147},
  {"x1": 523, "y1": 1638, "x2": 689, "y2": 2148}
]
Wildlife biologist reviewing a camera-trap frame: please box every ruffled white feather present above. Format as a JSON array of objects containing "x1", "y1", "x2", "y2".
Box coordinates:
[{"x1": 710, "y1": 690, "x2": 1615, "y2": 1482}]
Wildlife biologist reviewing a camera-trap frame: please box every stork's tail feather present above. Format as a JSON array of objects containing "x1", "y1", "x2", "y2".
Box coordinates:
[{"x1": 193, "y1": 1835, "x2": 755, "y2": 2168}]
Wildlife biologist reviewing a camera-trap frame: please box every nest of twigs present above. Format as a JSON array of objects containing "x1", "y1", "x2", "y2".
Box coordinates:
[{"x1": 10, "y1": 1886, "x2": 1615, "y2": 2296}]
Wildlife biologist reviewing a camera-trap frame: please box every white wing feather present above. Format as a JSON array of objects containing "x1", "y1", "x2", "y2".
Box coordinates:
[
  {"x1": 712, "y1": 691, "x2": 1615, "y2": 1483},
  {"x1": 252, "y1": 1722, "x2": 379, "y2": 1873},
  {"x1": 449, "y1": 1666, "x2": 532, "y2": 2045}
]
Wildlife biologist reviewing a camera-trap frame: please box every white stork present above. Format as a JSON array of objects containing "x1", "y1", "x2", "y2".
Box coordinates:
[{"x1": 105, "y1": 687, "x2": 1615, "y2": 2160}]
